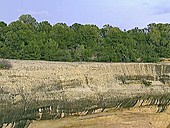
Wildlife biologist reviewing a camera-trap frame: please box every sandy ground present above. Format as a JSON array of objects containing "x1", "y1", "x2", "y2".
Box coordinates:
[{"x1": 29, "y1": 106, "x2": 170, "y2": 128}]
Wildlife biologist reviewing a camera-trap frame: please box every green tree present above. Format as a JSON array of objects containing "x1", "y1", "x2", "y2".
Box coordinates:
[
  {"x1": 5, "y1": 20, "x2": 35, "y2": 59},
  {"x1": 50, "y1": 23, "x2": 75, "y2": 49},
  {"x1": 19, "y1": 14, "x2": 38, "y2": 28},
  {"x1": 43, "y1": 39, "x2": 58, "y2": 61},
  {"x1": 22, "y1": 41, "x2": 41, "y2": 60}
]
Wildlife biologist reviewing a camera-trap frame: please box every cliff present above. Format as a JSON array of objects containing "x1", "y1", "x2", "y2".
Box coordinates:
[{"x1": 0, "y1": 59, "x2": 170, "y2": 127}]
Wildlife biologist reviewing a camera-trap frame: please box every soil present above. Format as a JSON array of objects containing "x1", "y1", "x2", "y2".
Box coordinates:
[{"x1": 29, "y1": 106, "x2": 170, "y2": 128}]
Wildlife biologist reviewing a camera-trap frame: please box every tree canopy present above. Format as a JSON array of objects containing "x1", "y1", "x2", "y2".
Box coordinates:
[{"x1": 0, "y1": 14, "x2": 170, "y2": 62}]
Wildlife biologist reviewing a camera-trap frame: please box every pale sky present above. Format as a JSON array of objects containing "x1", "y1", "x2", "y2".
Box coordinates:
[{"x1": 1, "y1": 0, "x2": 170, "y2": 29}]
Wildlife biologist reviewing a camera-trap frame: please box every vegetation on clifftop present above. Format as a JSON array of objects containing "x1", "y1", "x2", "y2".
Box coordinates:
[{"x1": 0, "y1": 14, "x2": 170, "y2": 62}]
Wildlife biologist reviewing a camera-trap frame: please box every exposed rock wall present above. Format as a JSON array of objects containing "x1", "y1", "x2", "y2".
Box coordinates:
[{"x1": 0, "y1": 60, "x2": 170, "y2": 127}]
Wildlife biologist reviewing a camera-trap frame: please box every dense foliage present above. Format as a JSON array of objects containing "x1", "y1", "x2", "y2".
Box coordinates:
[{"x1": 0, "y1": 14, "x2": 170, "y2": 62}]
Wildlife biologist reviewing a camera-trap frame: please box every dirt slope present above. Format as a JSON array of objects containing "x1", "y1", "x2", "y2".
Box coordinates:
[{"x1": 0, "y1": 59, "x2": 170, "y2": 127}]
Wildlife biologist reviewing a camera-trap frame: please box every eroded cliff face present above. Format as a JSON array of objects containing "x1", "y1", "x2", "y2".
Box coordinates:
[{"x1": 0, "y1": 60, "x2": 170, "y2": 128}]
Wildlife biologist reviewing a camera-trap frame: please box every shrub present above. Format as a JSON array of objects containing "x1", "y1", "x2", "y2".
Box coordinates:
[
  {"x1": 159, "y1": 75, "x2": 170, "y2": 84},
  {"x1": 117, "y1": 76, "x2": 126, "y2": 84},
  {"x1": 0, "y1": 60, "x2": 12, "y2": 69},
  {"x1": 142, "y1": 79, "x2": 152, "y2": 87}
]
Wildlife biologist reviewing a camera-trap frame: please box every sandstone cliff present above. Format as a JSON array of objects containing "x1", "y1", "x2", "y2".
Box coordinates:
[{"x1": 0, "y1": 59, "x2": 170, "y2": 127}]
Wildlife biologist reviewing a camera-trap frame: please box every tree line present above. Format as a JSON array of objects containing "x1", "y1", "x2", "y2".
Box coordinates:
[{"x1": 0, "y1": 14, "x2": 170, "y2": 62}]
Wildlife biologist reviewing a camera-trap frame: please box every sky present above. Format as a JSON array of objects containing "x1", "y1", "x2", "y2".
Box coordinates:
[{"x1": 1, "y1": 0, "x2": 170, "y2": 30}]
